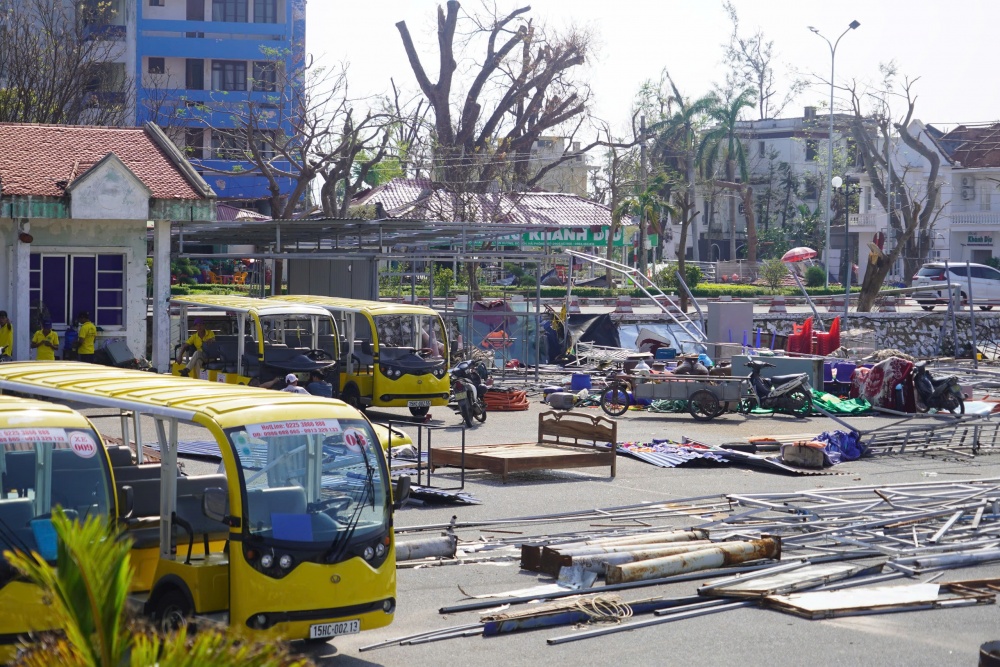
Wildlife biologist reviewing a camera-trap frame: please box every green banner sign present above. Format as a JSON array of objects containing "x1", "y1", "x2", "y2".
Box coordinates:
[{"x1": 493, "y1": 226, "x2": 634, "y2": 247}]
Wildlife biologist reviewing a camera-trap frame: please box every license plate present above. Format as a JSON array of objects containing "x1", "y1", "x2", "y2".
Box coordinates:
[
  {"x1": 309, "y1": 619, "x2": 360, "y2": 639},
  {"x1": 408, "y1": 400, "x2": 431, "y2": 408}
]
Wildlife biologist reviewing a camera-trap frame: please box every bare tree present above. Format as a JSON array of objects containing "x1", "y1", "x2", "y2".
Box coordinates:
[
  {"x1": 849, "y1": 73, "x2": 943, "y2": 311},
  {"x1": 396, "y1": 1, "x2": 599, "y2": 192},
  {"x1": 197, "y1": 60, "x2": 395, "y2": 219},
  {"x1": 722, "y1": 0, "x2": 806, "y2": 120},
  {"x1": 0, "y1": 0, "x2": 133, "y2": 125},
  {"x1": 592, "y1": 118, "x2": 640, "y2": 286}
]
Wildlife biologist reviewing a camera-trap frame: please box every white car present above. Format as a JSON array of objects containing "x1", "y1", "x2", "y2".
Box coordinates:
[{"x1": 912, "y1": 262, "x2": 1000, "y2": 311}]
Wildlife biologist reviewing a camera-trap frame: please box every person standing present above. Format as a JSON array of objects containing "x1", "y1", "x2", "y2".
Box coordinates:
[
  {"x1": 0, "y1": 311, "x2": 12, "y2": 357},
  {"x1": 31, "y1": 319, "x2": 59, "y2": 361},
  {"x1": 75, "y1": 311, "x2": 97, "y2": 363}
]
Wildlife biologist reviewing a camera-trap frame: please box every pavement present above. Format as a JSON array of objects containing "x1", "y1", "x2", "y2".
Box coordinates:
[{"x1": 255, "y1": 400, "x2": 1000, "y2": 667}]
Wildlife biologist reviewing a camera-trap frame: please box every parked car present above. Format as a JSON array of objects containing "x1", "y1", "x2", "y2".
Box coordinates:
[{"x1": 912, "y1": 262, "x2": 1000, "y2": 311}]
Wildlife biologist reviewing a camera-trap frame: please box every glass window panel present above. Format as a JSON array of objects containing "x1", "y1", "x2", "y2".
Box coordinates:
[{"x1": 97, "y1": 254, "x2": 123, "y2": 271}]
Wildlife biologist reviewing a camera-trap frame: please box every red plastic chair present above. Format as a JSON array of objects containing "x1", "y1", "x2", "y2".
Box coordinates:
[
  {"x1": 786, "y1": 317, "x2": 813, "y2": 354},
  {"x1": 815, "y1": 317, "x2": 841, "y2": 356}
]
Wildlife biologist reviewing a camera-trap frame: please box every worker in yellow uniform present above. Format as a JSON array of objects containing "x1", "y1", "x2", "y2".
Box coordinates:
[
  {"x1": 177, "y1": 318, "x2": 215, "y2": 378},
  {"x1": 30, "y1": 319, "x2": 59, "y2": 361},
  {"x1": 0, "y1": 311, "x2": 12, "y2": 358},
  {"x1": 75, "y1": 311, "x2": 97, "y2": 363}
]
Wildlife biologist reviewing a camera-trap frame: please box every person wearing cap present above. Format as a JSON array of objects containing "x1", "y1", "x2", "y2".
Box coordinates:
[
  {"x1": 177, "y1": 318, "x2": 215, "y2": 378},
  {"x1": 31, "y1": 319, "x2": 59, "y2": 361},
  {"x1": 0, "y1": 311, "x2": 11, "y2": 357},
  {"x1": 281, "y1": 373, "x2": 309, "y2": 394},
  {"x1": 305, "y1": 369, "x2": 334, "y2": 398},
  {"x1": 75, "y1": 311, "x2": 97, "y2": 363}
]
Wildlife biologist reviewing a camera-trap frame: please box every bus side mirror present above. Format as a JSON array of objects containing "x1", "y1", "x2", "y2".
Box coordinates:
[
  {"x1": 450, "y1": 340, "x2": 458, "y2": 355},
  {"x1": 202, "y1": 487, "x2": 228, "y2": 523},
  {"x1": 118, "y1": 485, "x2": 134, "y2": 519},
  {"x1": 392, "y1": 475, "x2": 411, "y2": 510}
]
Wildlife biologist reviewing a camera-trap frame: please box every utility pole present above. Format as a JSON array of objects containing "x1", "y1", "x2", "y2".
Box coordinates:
[{"x1": 638, "y1": 115, "x2": 647, "y2": 276}]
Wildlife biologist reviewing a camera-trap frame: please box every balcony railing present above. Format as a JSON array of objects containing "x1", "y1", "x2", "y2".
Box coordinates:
[
  {"x1": 849, "y1": 212, "x2": 885, "y2": 227},
  {"x1": 951, "y1": 212, "x2": 1000, "y2": 226}
]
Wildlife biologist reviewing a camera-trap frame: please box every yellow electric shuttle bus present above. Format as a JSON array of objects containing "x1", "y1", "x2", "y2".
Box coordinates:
[
  {"x1": 276, "y1": 296, "x2": 450, "y2": 418},
  {"x1": 0, "y1": 362, "x2": 400, "y2": 643},
  {"x1": 170, "y1": 295, "x2": 340, "y2": 386},
  {"x1": 0, "y1": 395, "x2": 116, "y2": 661}
]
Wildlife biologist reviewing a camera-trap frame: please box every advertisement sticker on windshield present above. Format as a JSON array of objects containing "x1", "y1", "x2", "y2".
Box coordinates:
[
  {"x1": 343, "y1": 428, "x2": 370, "y2": 452},
  {"x1": 70, "y1": 431, "x2": 98, "y2": 458},
  {"x1": 0, "y1": 428, "x2": 68, "y2": 445},
  {"x1": 246, "y1": 419, "x2": 342, "y2": 439}
]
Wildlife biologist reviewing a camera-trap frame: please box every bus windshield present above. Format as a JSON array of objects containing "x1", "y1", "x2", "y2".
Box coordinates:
[
  {"x1": 227, "y1": 418, "x2": 389, "y2": 560},
  {"x1": 373, "y1": 314, "x2": 447, "y2": 363},
  {"x1": 0, "y1": 428, "x2": 111, "y2": 566}
]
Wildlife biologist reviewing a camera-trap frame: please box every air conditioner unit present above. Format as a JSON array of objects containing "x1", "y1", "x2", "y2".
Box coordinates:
[
  {"x1": 962, "y1": 176, "x2": 974, "y2": 187},
  {"x1": 962, "y1": 187, "x2": 976, "y2": 200}
]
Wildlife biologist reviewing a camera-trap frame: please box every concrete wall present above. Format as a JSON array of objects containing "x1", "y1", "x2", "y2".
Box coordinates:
[
  {"x1": 0, "y1": 219, "x2": 147, "y2": 361},
  {"x1": 287, "y1": 258, "x2": 378, "y2": 300}
]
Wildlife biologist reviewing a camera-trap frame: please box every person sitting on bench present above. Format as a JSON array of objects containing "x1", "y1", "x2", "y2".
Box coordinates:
[{"x1": 177, "y1": 319, "x2": 215, "y2": 378}]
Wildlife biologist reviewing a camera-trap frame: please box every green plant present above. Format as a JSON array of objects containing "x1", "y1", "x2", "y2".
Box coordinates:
[
  {"x1": 7, "y1": 511, "x2": 311, "y2": 666},
  {"x1": 655, "y1": 263, "x2": 701, "y2": 290},
  {"x1": 760, "y1": 258, "x2": 788, "y2": 293},
  {"x1": 805, "y1": 265, "x2": 826, "y2": 287},
  {"x1": 433, "y1": 267, "x2": 454, "y2": 297}
]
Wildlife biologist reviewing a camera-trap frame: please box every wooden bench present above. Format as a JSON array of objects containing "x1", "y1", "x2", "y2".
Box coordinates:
[{"x1": 430, "y1": 411, "x2": 617, "y2": 482}]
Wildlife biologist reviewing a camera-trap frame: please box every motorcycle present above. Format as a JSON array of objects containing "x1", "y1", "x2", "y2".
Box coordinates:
[
  {"x1": 741, "y1": 359, "x2": 812, "y2": 417},
  {"x1": 911, "y1": 361, "x2": 964, "y2": 415},
  {"x1": 450, "y1": 359, "x2": 488, "y2": 427}
]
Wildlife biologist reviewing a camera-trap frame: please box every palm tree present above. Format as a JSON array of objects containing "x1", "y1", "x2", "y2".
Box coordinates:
[
  {"x1": 698, "y1": 89, "x2": 756, "y2": 261},
  {"x1": 7, "y1": 511, "x2": 311, "y2": 667},
  {"x1": 647, "y1": 75, "x2": 715, "y2": 307}
]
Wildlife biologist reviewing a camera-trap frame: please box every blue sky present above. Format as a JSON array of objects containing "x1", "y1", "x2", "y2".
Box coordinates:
[{"x1": 306, "y1": 0, "x2": 998, "y2": 131}]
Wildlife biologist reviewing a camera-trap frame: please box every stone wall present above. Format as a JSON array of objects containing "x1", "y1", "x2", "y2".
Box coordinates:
[{"x1": 753, "y1": 311, "x2": 1000, "y2": 358}]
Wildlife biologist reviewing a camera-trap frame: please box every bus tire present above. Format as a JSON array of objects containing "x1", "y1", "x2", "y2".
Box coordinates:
[
  {"x1": 409, "y1": 405, "x2": 429, "y2": 418},
  {"x1": 341, "y1": 385, "x2": 363, "y2": 411},
  {"x1": 149, "y1": 589, "x2": 192, "y2": 633}
]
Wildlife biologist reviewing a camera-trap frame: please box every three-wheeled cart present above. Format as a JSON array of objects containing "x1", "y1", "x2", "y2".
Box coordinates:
[{"x1": 600, "y1": 375, "x2": 746, "y2": 421}]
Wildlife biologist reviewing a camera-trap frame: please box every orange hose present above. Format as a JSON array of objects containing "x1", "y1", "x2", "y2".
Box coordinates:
[{"x1": 483, "y1": 389, "x2": 530, "y2": 411}]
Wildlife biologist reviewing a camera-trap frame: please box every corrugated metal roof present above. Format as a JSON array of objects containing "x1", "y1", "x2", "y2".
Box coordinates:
[
  {"x1": 353, "y1": 178, "x2": 611, "y2": 227},
  {"x1": 934, "y1": 123, "x2": 1000, "y2": 168},
  {"x1": 0, "y1": 123, "x2": 205, "y2": 200}
]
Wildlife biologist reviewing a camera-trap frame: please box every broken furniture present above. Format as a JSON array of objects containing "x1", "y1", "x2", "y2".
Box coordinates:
[{"x1": 429, "y1": 410, "x2": 617, "y2": 482}]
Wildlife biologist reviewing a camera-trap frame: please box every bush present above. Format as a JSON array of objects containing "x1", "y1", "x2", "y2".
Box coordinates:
[
  {"x1": 655, "y1": 263, "x2": 702, "y2": 290},
  {"x1": 433, "y1": 267, "x2": 454, "y2": 297},
  {"x1": 805, "y1": 265, "x2": 826, "y2": 287},
  {"x1": 760, "y1": 259, "x2": 788, "y2": 293}
]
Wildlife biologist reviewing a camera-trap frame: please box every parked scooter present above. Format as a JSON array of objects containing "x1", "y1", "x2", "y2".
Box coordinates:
[
  {"x1": 741, "y1": 359, "x2": 812, "y2": 417},
  {"x1": 911, "y1": 361, "x2": 964, "y2": 415},
  {"x1": 450, "y1": 360, "x2": 488, "y2": 427}
]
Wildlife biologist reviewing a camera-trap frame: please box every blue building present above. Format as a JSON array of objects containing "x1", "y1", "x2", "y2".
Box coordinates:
[{"x1": 133, "y1": 0, "x2": 306, "y2": 212}]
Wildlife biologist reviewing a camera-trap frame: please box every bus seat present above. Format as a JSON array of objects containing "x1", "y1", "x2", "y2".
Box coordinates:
[
  {"x1": 246, "y1": 486, "x2": 307, "y2": 532},
  {"x1": 0, "y1": 498, "x2": 36, "y2": 551},
  {"x1": 106, "y1": 446, "x2": 133, "y2": 467},
  {"x1": 52, "y1": 470, "x2": 102, "y2": 515},
  {"x1": 4, "y1": 451, "x2": 35, "y2": 497},
  {"x1": 53, "y1": 448, "x2": 97, "y2": 471},
  {"x1": 111, "y1": 463, "x2": 162, "y2": 483}
]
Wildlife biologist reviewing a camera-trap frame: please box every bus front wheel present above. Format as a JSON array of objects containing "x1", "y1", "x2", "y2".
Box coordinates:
[
  {"x1": 341, "y1": 385, "x2": 363, "y2": 411},
  {"x1": 150, "y1": 589, "x2": 192, "y2": 633}
]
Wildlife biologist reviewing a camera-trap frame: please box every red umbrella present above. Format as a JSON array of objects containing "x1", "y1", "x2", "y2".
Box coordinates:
[{"x1": 781, "y1": 246, "x2": 818, "y2": 263}]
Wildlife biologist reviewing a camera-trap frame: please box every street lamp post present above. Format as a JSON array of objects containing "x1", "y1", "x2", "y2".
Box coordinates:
[
  {"x1": 832, "y1": 175, "x2": 859, "y2": 318},
  {"x1": 809, "y1": 19, "x2": 860, "y2": 289}
]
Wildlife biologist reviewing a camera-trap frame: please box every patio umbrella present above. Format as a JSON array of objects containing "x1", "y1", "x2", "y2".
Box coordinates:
[
  {"x1": 781, "y1": 246, "x2": 818, "y2": 263},
  {"x1": 780, "y1": 246, "x2": 825, "y2": 332}
]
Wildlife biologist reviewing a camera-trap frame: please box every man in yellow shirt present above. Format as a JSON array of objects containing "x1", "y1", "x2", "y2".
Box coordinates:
[
  {"x1": 177, "y1": 318, "x2": 215, "y2": 378},
  {"x1": 30, "y1": 319, "x2": 59, "y2": 361},
  {"x1": 0, "y1": 311, "x2": 12, "y2": 358},
  {"x1": 75, "y1": 311, "x2": 97, "y2": 363}
]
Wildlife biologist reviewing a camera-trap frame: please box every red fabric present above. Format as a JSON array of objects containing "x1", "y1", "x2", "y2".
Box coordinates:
[
  {"x1": 861, "y1": 357, "x2": 914, "y2": 409},
  {"x1": 850, "y1": 367, "x2": 870, "y2": 398}
]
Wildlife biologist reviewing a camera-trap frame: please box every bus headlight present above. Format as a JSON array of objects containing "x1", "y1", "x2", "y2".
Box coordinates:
[
  {"x1": 363, "y1": 546, "x2": 375, "y2": 560},
  {"x1": 375, "y1": 543, "x2": 386, "y2": 558},
  {"x1": 278, "y1": 554, "x2": 293, "y2": 569},
  {"x1": 260, "y1": 553, "x2": 274, "y2": 568}
]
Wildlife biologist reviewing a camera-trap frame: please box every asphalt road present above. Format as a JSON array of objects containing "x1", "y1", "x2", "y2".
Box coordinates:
[{"x1": 261, "y1": 400, "x2": 1000, "y2": 667}]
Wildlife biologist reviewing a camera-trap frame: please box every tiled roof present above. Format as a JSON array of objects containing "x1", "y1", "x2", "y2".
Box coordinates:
[
  {"x1": 217, "y1": 202, "x2": 270, "y2": 221},
  {"x1": 932, "y1": 123, "x2": 1000, "y2": 168},
  {"x1": 0, "y1": 123, "x2": 205, "y2": 199},
  {"x1": 353, "y1": 177, "x2": 611, "y2": 227}
]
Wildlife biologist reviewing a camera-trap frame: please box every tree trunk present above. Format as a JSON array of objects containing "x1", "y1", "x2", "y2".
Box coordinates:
[
  {"x1": 743, "y1": 186, "x2": 757, "y2": 265},
  {"x1": 857, "y1": 253, "x2": 892, "y2": 312},
  {"x1": 727, "y1": 158, "x2": 737, "y2": 260}
]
